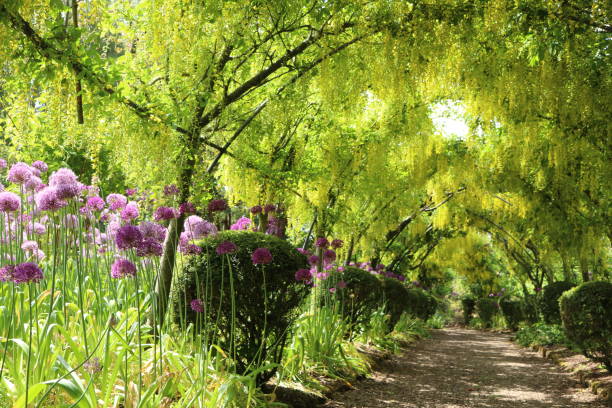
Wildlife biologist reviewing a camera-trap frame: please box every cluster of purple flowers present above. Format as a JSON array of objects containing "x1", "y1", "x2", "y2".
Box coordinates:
[{"x1": 0, "y1": 262, "x2": 44, "y2": 284}]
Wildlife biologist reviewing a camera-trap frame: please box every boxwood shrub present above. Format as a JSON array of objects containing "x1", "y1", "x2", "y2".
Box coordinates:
[
  {"x1": 461, "y1": 296, "x2": 476, "y2": 325},
  {"x1": 559, "y1": 281, "x2": 612, "y2": 372},
  {"x1": 171, "y1": 231, "x2": 309, "y2": 384},
  {"x1": 406, "y1": 288, "x2": 437, "y2": 321},
  {"x1": 380, "y1": 277, "x2": 410, "y2": 332},
  {"x1": 499, "y1": 297, "x2": 523, "y2": 330},
  {"x1": 336, "y1": 266, "x2": 383, "y2": 333},
  {"x1": 540, "y1": 281, "x2": 575, "y2": 324},
  {"x1": 475, "y1": 298, "x2": 498, "y2": 328}
]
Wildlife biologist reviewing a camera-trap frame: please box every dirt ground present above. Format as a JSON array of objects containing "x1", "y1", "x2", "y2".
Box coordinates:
[{"x1": 323, "y1": 328, "x2": 607, "y2": 408}]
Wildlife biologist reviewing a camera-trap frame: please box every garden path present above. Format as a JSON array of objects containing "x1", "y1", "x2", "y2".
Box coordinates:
[{"x1": 324, "y1": 328, "x2": 606, "y2": 408}]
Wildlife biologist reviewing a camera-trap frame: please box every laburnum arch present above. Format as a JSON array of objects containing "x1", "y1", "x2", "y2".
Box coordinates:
[{"x1": 0, "y1": 0, "x2": 609, "y2": 319}]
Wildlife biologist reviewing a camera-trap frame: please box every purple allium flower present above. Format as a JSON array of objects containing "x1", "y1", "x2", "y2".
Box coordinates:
[
  {"x1": 207, "y1": 199, "x2": 228, "y2": 212},
  {"x1": 315, "y1": 237, "x2": 329, "y2": 248},
  {"x1": 120, "y1": 201, "x2": 139, "y2": 221},
  {"x1": 115, "y1": 225, "x2": 143, "y2": 250},
  {"x1": 0, "y1": 265, "x2": 15, "y2": 282},
  {"x1": 106, "y1": 194, "x2": 128, "y2": 211},
  {"x1": 337, "y1": 280, "x2": 347, "y2": 289},
  {"x1": 294, "y1": 268, "x2": 312, "y2": 283},
  {"x1": 184, "y1": 216, "x2": 218, "y2": 239},
  {"x1": 385, "y1": 271, "x2": 396, "y2": 279},
  {"x1": 154, "y1": 206, "x2": 178, "y2": 221},
  {"x1": 31, "y1": 161, "x2": 48, "y2": 172},
  {"x1": 264, "y1": 204, "x2": 277, "y2": 213},
  {"x1": 24, "y1": 176, "x2": 43, "y2": 192},
  {"x1": 21, "y1": 240, "x2": 39, "y2": 252},
  {"x1": 216, "y1": 241, "x2": 238, "y2": 255},
  {"x1": 316, "y1": 272, "x2": 329, "y2": 280},
  {"x1": 323, "y1": 249, "x2": 336, "y2": 263},
  {"x1": 308, "y1": 255, "x2": 320, "y2": 266},
  {"x1": 179, "y1": 202, "x2": 196, "y2": 215},
  {"x1": 110, "y1": 258, "x2": 136, "y2": 279},
  {"x1": 266, "y1": 216, "x2": 281, "y2": 236},
  {"x1": 125, "y1": 188, "x2": 137, "y2": 196},
  {"x1": 8, "y1": 162, "x2": 33, "y2": 184},
  {"x1": 28, "y1": 222, "x2": 47, "y2": 235},
  {"x1": 397, "y1": 275, "x2": 406, "y2": 282},
  {"x1": 179, "y1": 243, "x2": 202, "y2": 255},
  {"x1": 83, "y1": 357, "x2": 101, "y2": 374},
  {"x1": 139, "y1": 221, "x2": 166, "y2": 242},
  {"x1": 296, "y1": 248, "x2": 311, "y2": 256},
  {"x1": 49, "y1": 168, "x2": 78, "y2": 187},
  {"x1": 0, "y1": 192, "x2": 21, "y2": 212},
  {"x1": 251, "y1": 247, "x2": 272, "y2": 265},
  {"x1": 163, "y1": 184, "x2": 179, "y2": 196},
  {"x1": 190, "y1": 299, "x2": 204, "y2": 313},
  {"x1": 330, "y1": 239, "x2": 344, "y2": 249},
  {"x1": 136, "y1": 239, "x2": 163, "y2": 257},
  {"x1": 250, "y1": 205, "x2": 262, "y2": 214},
  {"x1": 54, "y1": 182, "x2": 80, "y2": 200},
  {"x1": 329, "y1": 287, "x2": 336, "y2": 294},
  {"x1": 230, "y1": 216, "x2": 252, "y2": 231},
  {"x1": 13, "y1": 262, "x2": 44, "y2": 284},
  {"x1": 86, "y1": 196, "x2": 105, "y2": 211},
  {"x1": 0, "y1": 158, "x2": 6, "y2": 169}
]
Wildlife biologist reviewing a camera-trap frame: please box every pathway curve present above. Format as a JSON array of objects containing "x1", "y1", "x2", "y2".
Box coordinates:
[{"x1": 324, "y1": 328, "x2": 606, "y2": 408}]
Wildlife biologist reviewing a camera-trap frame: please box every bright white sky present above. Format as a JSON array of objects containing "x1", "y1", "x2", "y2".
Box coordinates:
[{"x1": 430, "y1": 101, "x2": 469, "y2": 139}]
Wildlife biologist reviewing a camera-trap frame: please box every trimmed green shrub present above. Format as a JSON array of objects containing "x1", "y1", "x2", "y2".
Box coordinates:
[
  {"x1": 521, "y1": 294, "x2": 539, "y2": 324},
  {"x1": 461, "y1": 296, "x2": 476, "y2": 325},
  {"x1": 515, "y1": 323, "x2": 569, "y2": 347},
  {"x1": 380, "y1": 277, "x2": 410, "y2": 332},
  {"x1": 540, "y1": 281, "x2": 575, "y2": 324},
  {"x1": 337, "y1": 267, "x2": 383, "y2": 333},
  {"x1": 499, "y1": 297, "x2": 523, "y2": 330},
  {"x1": 475, "y1": 298, "x2": 498, "y2": 328},
  {"x1": 559, "y1": 281, "x2": 612, "y2": 372},
  {"x1": 171, "y1": 231, "x2": 309, "y2": 384},
  {"x1": 406, "y1": 288, "x2": 437, "y2": 321}
]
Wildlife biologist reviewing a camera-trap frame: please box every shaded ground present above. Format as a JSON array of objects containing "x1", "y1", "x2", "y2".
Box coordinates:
[{"x1": 324, "y1": 328, "x2": 606, "y2": 408}]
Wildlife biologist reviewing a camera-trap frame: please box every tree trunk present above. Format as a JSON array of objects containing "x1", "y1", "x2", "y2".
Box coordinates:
[
  {"x1": 71, "y1": 0, "x2": 84, "y2": 124},
  {"x1": 579, "y1": 257, "x2": 590, "y2": 282}
]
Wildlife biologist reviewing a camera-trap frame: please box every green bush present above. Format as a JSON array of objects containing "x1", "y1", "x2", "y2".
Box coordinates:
[
  {"x1": 405, "y1": 288, "x2": 437, "y2": 321},
  {"x1": 475, "y1": 298, "x2": 498, "y2": 328},
  {"x1": 337, "y1": 267, "x2": 383, "y2": 334},
  {"x1": 499, "y1": 297, "x2": 524, "y2": 330},
  {"x1": 171, "y1": 231, "x2": 309, "y2": 384},
  {"x1": 515, "y1": 323, "x2": 569, "y2": 347},
  {"x1": 521, "y1": 294, "x2": 539, "y2": 324},
  {"x1": 380, "y1": 277, "x2": 410, "y2": 332},
  {"x1": 461, "y1": 296, "x2": 476, "y2": 325},
  {"x1": 559, "y1": 281, "x2": 612, "y2": 372},
  {"x1": 540, "y1": 281, "x2": 575, "y2": 324}
]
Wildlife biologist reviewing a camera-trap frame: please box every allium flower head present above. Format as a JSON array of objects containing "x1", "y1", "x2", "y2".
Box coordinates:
[
  {"x1": 0, "y1": 158, "x2": 6, "y2": 169},
  {"x1": 106, "y1": 194, "x2": 128, "y2": 211},
  {"x1": 190, "y1": 299, "x2": 204, "y2": 313},
  {"x1": 179, "y1": 202, "x2": 196, "y2": 215},
  {"x1": 49, "y1": 168, "x2": 78, "y2": 187},
  {"x1": 139, "y1": 221, "x2": 167, "y2": 242},
  {"x1": 323, "y1": 249, "x2": 336, "y2": 263},
  {"x1": 230, "y1": 216, "x2": 251, "y2": 231},
  {"x1": 28, "y1": 222, "x2": 47, "y2": 235},
  {"x1": 184, "y1": 216, "x2": 217, "y2": 239},
  {"x1": 21, "y1": 240, "x2": 39, "y2": 252},
  {"x1": 31, "y1": 161, "x2": 48, "y2": 172},
  {"x1": 294, "y1": 268, "x2": 312, "y2": 283},
  {"x1": 24, "y1": 176, "x2": 43, "y2": 192},
  {"x1": 86, "y1": 196, "x2": 105, "y2": 211},
  {"x1": 264, "y1": 203, "x2": 276, "y2": 213},
  {"x1": 296, "y1": 248, "x2": 311, "y2": 256},
  {"x1": 110, "y1": 258, "x2": 136, "y2": 279},
  {"x1": 251, "y1": 247, "x2": 273, "y2": 265},
  {"x1": 207, "y1": 199, "x2": 228, "y2": 212},
  {"x1": 163, "y1": 184, "x2": 179, "y2": 196},
  {"x1": 331, "y1": 239, "x2": 344, "y2": 249},
  {"x1": 136, "y1": 239, "x2": 163, "y2": 257},
  {"x1": 115, "y1": 225, "x2": 143, "y2": 250},
  {"x1": 216, "y1": 241, "x2": 238, "y2": 255},
  {"x1": 13, "y1": 262, "x2": 44, "y2": 284},
  {"x1": 83, "y1": 357, "x2": 102, "y2": 374},
  {"x1": 120, "y1": 201, "x2": 139, "y2": 221},
  {"x1": 154, "y1": 206, "x2": 178, "y2": 221},
  {"x1": 54, "y1": 182, "x2": 80, "y2": 200},
  {"x1": 0, "y1": 265, "x2": 15, "y2": 282},
  {"x1": 179, "y1": 243, "x2": 202, "y2": 255},
  {"x1": 308, "y1": 255, "x2": 320, "y2": 266},
  {"x1": 250, "y1": 205, "x2": 262, "y2": 215},
  {"x1": 125, "y1": 188, "x2": 137, "y2": 196},
  {"x1": 315, "y1": 237, "x2": 329, "y2": 248},
  {"x1": 0, "y1": 192, "x2": 21, "y2": 212},
  {"x1": 8, "y1": 162, "x2": 33, "y2": 184}
]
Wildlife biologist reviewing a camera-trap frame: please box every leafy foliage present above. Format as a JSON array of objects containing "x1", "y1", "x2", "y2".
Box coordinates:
[
  {"x1": 559, "y1": 281, "x2": 612, "y2": 372},
  {"x1": 475, "y1": 298, "x2": 499, "y2": 328},
  {"x1": 540, "y1": 281, "x2": 575, "y2": 324},
  {"x1": 336, "y1": 266, "x2": 383, "y2": 335}
]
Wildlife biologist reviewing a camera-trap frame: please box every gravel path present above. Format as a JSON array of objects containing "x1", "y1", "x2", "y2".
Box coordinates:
[{"x1": 324, "y1": 328, "x2": 606, "y2": 408}]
